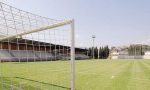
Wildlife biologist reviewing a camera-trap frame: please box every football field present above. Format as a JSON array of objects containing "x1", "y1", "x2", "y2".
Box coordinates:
[{"x1": 1, "y1": 60, "x2": 150, "y2": 90}]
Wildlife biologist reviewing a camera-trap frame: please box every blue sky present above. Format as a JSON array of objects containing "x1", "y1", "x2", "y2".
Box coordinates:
[{"x1": 2, "y1": 0, "x2": 150, "y2": 47}]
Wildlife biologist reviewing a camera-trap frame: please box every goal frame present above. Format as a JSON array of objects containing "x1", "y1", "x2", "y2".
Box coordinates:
[{"x1": 0, "y1": 19, "x2": 75, "y2": 90}]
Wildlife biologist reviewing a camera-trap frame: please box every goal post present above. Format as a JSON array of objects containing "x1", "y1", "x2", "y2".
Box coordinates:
[
  {"x1": 0, "y1": 19, "x2": 76, "y2": 90},
  {"x1": 0, "y1": 1, "x2": 75, "y2": 90},
  {"x1": 71, "y1": 19, "x2": 75, "y2": 90}
]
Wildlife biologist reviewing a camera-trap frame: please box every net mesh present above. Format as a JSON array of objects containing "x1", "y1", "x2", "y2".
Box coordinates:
[{"x1": 0, "y1": 2, "x2": 72, "y2": 90}]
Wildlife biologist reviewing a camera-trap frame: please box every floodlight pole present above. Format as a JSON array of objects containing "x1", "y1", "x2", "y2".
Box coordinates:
[
  {"x1": 92, "y1": 35, "x2": 96, "y2": 59},
  {"x1": 71, "y1": 19, "x2": 75, "y2": 90}
]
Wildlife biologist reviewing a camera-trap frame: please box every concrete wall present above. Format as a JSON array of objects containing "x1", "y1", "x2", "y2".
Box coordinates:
[
  {"x1": 111, "y1": 55, "x2": 143, "y2": 59},
  {"x1": 143, "y1": 56, "x2": 150, "y2": 59}
]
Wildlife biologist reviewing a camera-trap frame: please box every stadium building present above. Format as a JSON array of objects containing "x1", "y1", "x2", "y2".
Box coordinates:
[
  {"x1": 110, "y1": 44, "x2": 150, "y2": 59},
  {"x1": 0, "y1": 37, "x2": 89, "y2": 62}
]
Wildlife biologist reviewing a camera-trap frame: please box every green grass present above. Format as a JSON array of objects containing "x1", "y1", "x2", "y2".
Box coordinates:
[{"x1": 1, "y1": 59, "x2": 150, "y2": 90}]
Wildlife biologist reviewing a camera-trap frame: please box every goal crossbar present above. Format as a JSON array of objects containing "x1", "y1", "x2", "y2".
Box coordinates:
[{"x1": 0, "y1": 20, "x2": 72, "y2": 41}]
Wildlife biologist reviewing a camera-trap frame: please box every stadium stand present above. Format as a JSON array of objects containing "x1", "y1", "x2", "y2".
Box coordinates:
[
  {"x1": 75, "y1": 54, "x2": 89, "y2": 60},
  {"x1": 0, "y1": 38, "x2": 89, "y2": 62},
  {"x1": 34, "y1": 51, "x2": 55, "y2": 60},
  {"x1": 0, "y1": 49, "x2": 16, "y2": 61},
  {"x1": 10, "y1": 50, "x2": 39, "y2": 61}
]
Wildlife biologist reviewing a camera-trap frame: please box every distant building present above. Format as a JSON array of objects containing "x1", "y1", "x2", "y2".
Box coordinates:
[
  {"x1": 110, "y1": 45, "x2": 144, "y2": 59},
  {"x1": 111, "y1": 52, "x2": 119, "y2": 59},
  {"x1": 111, "y1": 51, "x2": 128, "y2": 59},
  {"x1": 143, "y1": 51, "x2": 150, "y2": 59}
]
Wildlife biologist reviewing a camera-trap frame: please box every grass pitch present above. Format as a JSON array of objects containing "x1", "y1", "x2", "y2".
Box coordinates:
[{"x1": 1, "y1": 59, "x2": 150, "y2": 90}]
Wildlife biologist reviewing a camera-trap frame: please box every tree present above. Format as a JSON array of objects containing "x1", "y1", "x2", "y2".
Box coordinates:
[
  {"x1": 99, "y1": 47, "x2": 102, "y2": 59},
  {"x1": 88, "y1": 47, "x2": 92, "y2": 57},
  {"x1": 94, "y1": 47, "x2": 98, "y2": 59},
  {"x1": 99, "y1": 46, "x2": 110, "y2": 59}
]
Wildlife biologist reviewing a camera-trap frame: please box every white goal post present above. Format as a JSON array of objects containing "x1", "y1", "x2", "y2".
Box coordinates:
[
  {"x1": 0, "y1": 19, "x2": 76, "y2": 90},
  {"x1": 0, "y1": 2, "x2": 75, "y2": 90}
]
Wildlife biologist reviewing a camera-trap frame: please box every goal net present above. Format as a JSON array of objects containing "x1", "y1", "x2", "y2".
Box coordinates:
[{"x1": 0, "y1": 2, "x2": 75, "y2": 90}]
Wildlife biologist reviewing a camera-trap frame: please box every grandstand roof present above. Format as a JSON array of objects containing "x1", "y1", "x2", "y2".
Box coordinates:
[{"x1": 1, "y1": 38, "x2": 87, "y2": 52}]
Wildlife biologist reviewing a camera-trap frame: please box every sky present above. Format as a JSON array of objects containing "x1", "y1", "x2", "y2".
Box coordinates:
[{"x1": 1, "y1": 0, "x2": 150, "y2": 47}]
